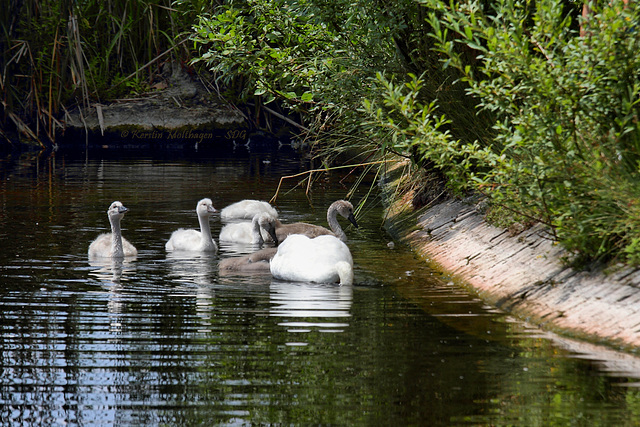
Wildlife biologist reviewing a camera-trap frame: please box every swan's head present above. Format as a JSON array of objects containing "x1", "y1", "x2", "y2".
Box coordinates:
[
  {"x1": 256, "y1": 213, "x2": 279, "y2": 245},
  {"x1": 107, "y1": 201, "x2": 128, "y2": 219},
  {"x1": 333, "y1": 200, "x2": 358, "y2": 228},
  {"x1": 196, "y1": 198, "x2": 217, "y2": 217}
]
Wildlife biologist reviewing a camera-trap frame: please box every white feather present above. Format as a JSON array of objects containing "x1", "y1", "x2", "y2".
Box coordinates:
[
  {"x1": 166, "y1": 198, "x2": 218, "y2": 253},
  {"x1": 88, "y1": 201, "x2": 137, "y2": 259},
  {"x1": 220, "y1": 199, "x2": 278, "y2": 222},
  {"x1": 270, "y1": 234, "x2": 354, "y2": 285}
]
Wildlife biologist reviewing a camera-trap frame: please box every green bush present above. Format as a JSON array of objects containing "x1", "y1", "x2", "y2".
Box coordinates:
[
  {"x1": 192, "y1": 0, "x2": 640, "y2": 266},
  {"x1": 377, "y1": 0, "x2": 640, "y2": 265}
]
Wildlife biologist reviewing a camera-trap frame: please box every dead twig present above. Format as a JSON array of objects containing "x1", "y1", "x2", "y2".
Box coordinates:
[{"x1": 269, "y1": 160, "x2": 386, "y2": 204}]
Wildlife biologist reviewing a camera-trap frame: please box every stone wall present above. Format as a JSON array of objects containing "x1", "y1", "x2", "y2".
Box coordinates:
[{"x1": 385, "y1": 194, "x2": 640, "y2": 352}]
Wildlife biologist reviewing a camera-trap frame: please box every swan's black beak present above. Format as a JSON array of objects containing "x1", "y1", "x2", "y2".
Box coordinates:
[
  {"x1": 348, "y1": 213, "x2": 358, "y2": 228},
  {"x1": 267, "y1": 227, "x2": 279, "y2": 246},
  {"x1": 118, "y1": 206, "x2": 129, "y2": 214}
]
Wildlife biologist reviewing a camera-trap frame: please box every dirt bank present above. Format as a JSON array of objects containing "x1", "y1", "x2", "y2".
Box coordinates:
[
  {"x1": 61, "y1": 63, "x2": 247, "y2": 146},
  {"x1": 385, "y1": 191, "x2": 640, "y2": 353}
]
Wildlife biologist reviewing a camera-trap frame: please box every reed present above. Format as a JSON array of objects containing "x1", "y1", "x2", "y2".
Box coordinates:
[{"x1": 1, "y1": 0, "x2": 213, "y2": 147}]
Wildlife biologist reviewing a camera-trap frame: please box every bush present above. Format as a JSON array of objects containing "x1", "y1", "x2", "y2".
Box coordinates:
[
  {"x1": 190, "y1": 0, "x2": 431, "y2": 147},
  {"x1": 192, "y1": 0, "x2": 640, "y2": 266},
  {"x1": 408, "y1": 0, "x2": 640, "y2": 264}
]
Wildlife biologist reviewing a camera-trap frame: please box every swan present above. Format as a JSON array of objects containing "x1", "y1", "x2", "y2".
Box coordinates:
[
  {"x1": 165, "y1": 198, "x2": 218, "y2": 253},
  {"x1": 88, "y1": 201, "x2": 138, "y2": 259},
  {"x1": 270, "y1": 234, "x2": 354, "y2": 285},
  {"x1": 219, "y1": 247, "x2": 278, "y2": 273},
  {"x1": 220, "y1": 199, "x2": 278, "y2": 222},
  {"x1": 219, "y1": 212, "x2": 279, "y2": 245},
  {"x1": 262, "y1": 199, "x2": 358, "y2": 243}
]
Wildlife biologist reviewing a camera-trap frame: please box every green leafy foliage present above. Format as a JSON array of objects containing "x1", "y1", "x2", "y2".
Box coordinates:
[
  {"x1": 190, "y1": 0, "x2": 423, "y2": 137},
  {"x1": 417, "y1": 0, "x2": 640, "y2": 264}
]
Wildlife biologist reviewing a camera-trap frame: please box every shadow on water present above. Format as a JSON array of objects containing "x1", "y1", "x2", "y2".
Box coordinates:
[{"x1": 2, "y1": 145, "x2": 640, "y2": 424}]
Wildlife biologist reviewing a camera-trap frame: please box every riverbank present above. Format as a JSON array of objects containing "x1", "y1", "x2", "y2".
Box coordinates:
[
  {"x1": 384, "y1": 178, "x2": 640, "y2": 353},
  {"x1": 58, "y1": 63, "x2": 248, "y2": 148}
]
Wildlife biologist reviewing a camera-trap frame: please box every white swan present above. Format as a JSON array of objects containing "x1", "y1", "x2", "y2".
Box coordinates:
[
  {"x1": 220, "y1": 199, "x2": 278, "y2": 222},
  {"x1": 219, "y1": 247, "x2": 278, "y2": 273},
  {"x1": 262, "y1": 199, "x2": 358, "y2": 243},
  {"x1": 219, "y1": 212, "x2": 279, "y2": 245},
  {"x1": 165, "y1": 198, "x2": 218, "y2": 253},
  {"x1": 88, "y1": 201, "x2": 137, "y2": 259},
  {"x1": 270, "y1": 234, "x2": 354, "y2": 285}
]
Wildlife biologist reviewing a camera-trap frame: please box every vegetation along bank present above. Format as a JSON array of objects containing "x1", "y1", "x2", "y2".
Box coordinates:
[{"x1": 3, "y1": 1, "x2": 640, "y2": 348}]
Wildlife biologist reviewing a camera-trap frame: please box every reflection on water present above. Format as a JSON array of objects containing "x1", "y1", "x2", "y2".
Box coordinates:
[
  {"x1": 2, "y1": 149, "x2": 640, "y2": 425},
  {"x1": 165, "y1": 251, "x2": 217, "y2": 286},
  {"x1": 270, "y1": 281, "x2": 352, "y2": 344},
  {"x1": 270, "y1": 281, "x2": 352, "y2": 318},
  {"x1": 88, "y1": 258, "x2": 136, "y2": 284}
]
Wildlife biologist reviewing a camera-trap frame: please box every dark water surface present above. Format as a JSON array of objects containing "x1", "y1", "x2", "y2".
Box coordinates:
[{"x1": 2, "y1": 146, "x2": 640, "y2": 426}]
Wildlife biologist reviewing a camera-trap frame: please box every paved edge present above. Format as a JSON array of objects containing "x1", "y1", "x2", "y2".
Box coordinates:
[{"x1": 385, "y1": 194, "x2": 640, "y2": 352}]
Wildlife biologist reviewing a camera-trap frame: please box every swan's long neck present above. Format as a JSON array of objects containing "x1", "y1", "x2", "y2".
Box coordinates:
[
  {"x1": 251, "y1": 216, "x2": 264, "y2": 245},
  {"x1": 327, "y1": 206, "x2": 347, "y2": 241},
  {"x1": 198, "y1": 213, "x2": 216, "y2": 250},
  {"x1": 110, "y1": 215, "x2": 124, "y2": 258}
]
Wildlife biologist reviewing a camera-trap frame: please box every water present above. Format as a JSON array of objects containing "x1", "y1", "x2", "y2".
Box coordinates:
[{"x1": 2, "y1": 146, "x2": 640, "y2": 425}]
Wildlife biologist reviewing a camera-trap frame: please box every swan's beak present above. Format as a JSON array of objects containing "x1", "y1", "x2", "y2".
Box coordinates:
[
  {"x1": 118, "y1": 206, "x2": 129, "y2": 214},
  {"x1": 267, "y1": 227, "x2": 279, "y2": 246},
  {"x1": 348, "y1": 213, "x2": 358, "y2": 228},
  {"x1": 207, "y1": 205, "x2": 217, "y2": 214}
]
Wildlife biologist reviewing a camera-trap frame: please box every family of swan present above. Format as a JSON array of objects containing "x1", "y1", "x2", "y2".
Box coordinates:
[{"x1": 88, "y1": 198, "x2": 358, "y2": 285}]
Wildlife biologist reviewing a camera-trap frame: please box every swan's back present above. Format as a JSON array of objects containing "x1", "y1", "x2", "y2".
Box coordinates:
[
  {"x1": 219, "y1": 222, "x2": 253, "y2": 243},
  {"x1": 88, "y1": 234, "x2": 137, "y2": 258},
  {"x1": 165, "y1": 229, "x2": 206, "y2": 251},
  {"x1": 270, "y1": 234, "x2": 353, "y2": 285},
  {"x1": 165, "y1": 198, "x2": 218, "y2": 253},
  {"x1": 88, "y1": 233, "x2": 112, "y2": 258},
  {"x1": 219, "y1": 212, "x2": 277, "y2": 244},
  {"x1": 220, "y1": 200, "x2": 278, "y2": 221},
  {"x1": 274, "y1": 221, "x2": 334, "y2": 242},
  {"x1": 270, "y1": 199, "x2": 357, "y2": 243},
  {"x1": 219, "y1": 247, "x2": 277, "y2": 273}
]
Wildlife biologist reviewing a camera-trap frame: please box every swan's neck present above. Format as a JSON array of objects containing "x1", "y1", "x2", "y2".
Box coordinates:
[
  {"x1": 327, "y1": 206, "x2": 347, "y2": 241},
  {"x1": 198, "y1": 213, "x2": 216, "y2": 250},
  {"x1": 251, "y1": 216, "x2": 264, "y2": 245},
  {"x1": 110, "y1": 216, "x2": 124, "y2": 258}
]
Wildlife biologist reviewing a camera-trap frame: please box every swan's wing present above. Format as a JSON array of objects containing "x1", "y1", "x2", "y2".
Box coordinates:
[
  {"x1": 221, "y1": 200, "x2": 278, "y2": 221},
  {"x1": 121, "y1": 237, "x2": 138, "y2": 257},
  {"x1": 312, "y1": 235, "x2": 353, "y2": 265},
  {"x1": 270, "y1": 235, "x2": 351, "y2": 283},
  {"x1": 88, "y1": 233, "x2": 112, "y2": 258},
  {"x1": 219, "y1": 222, "x2": 252, "y2": 243},
  {"x1": 165, "y1": 229, "x2": 202, "y2": 251}
]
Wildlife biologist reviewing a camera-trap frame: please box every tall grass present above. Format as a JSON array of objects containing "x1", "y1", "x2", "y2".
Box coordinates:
[{"x1": 1, "y1": 0, "x2": 216, "y2": 147}]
